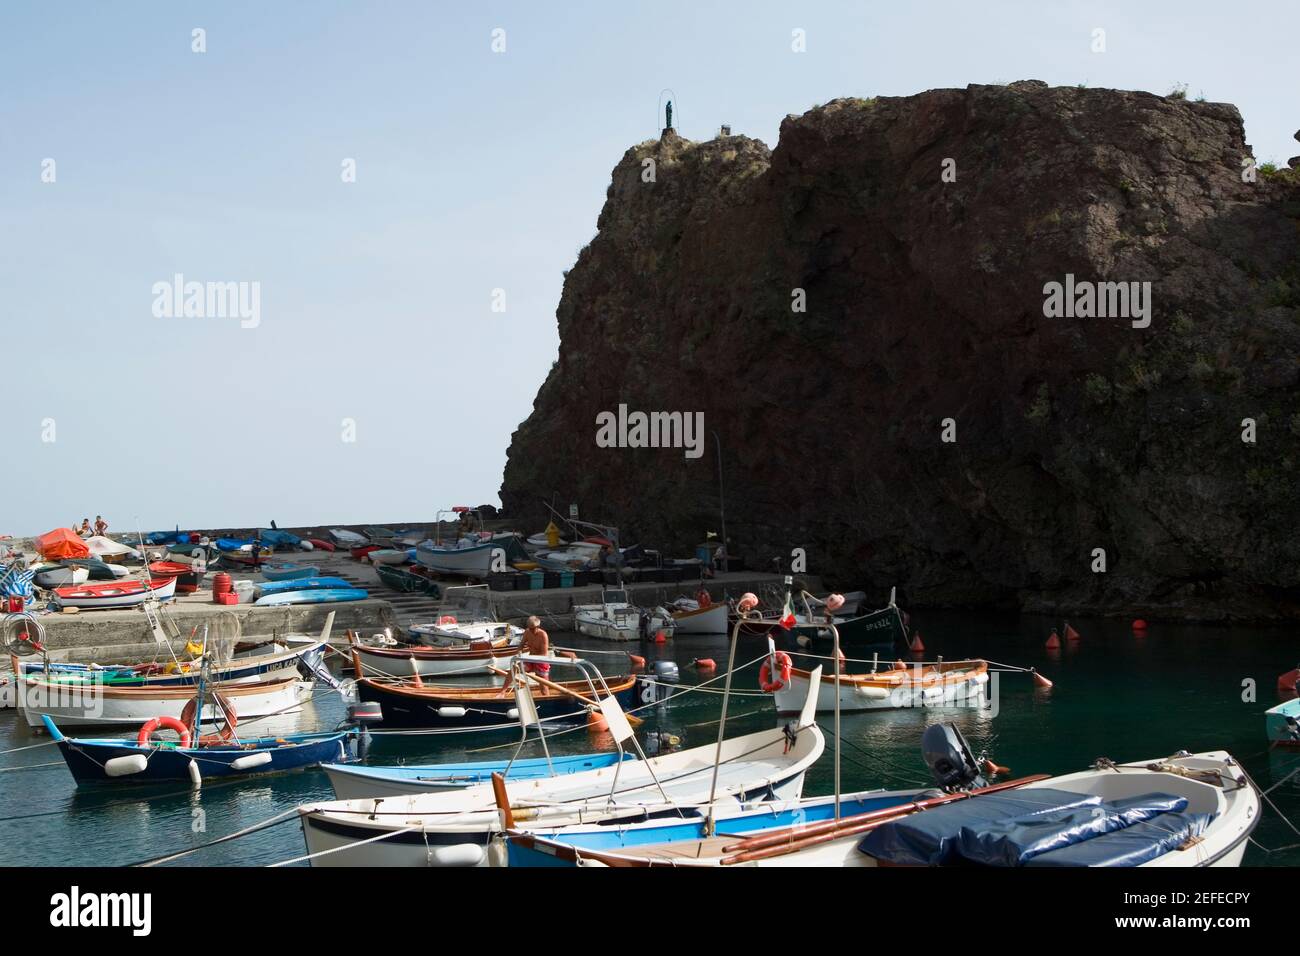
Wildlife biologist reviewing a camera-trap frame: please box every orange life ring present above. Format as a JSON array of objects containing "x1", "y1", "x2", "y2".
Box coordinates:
[
  {"x1": 179, "y1": 691, "x2": 238, "y2": 746},
  {"x1": 760, "y1": 652, "x2": 793, "y2": 693},
  {"x1": 136, "y1": 716, "x2": 191, "y2": 749}
]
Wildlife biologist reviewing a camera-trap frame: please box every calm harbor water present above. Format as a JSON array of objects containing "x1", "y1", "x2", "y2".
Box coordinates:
[{"x1": 4, "y1": 610, "x2": 1298, "y2": 867}]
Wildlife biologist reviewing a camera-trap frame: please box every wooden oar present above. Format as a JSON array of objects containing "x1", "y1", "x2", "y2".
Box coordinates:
[{"x1": 489, "y1": 666, "x2": 643, "y2": 727}]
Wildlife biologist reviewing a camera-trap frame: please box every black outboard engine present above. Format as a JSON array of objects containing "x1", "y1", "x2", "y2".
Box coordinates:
[
  {"x1": 921, "y1": 723, "x2": 986, "y2": 792},
  {"x1": 346, "y1": 701, "x2": 385, "y2": 758}
]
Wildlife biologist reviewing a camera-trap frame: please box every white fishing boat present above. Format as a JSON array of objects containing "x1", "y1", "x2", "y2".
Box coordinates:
[
  {"x1": 407, "y1": 584, "x2": 524, "y2": 646},
  {"x1": 669, "y1": 598, "x2": 729, "y2": 634},
  {"x1": 297, "y1": 662, "x2": 826, "y2": 867},
  {"x1": 510, "y1": 727, "x2": 1259, "y2": 868},
  {"x1": 414, "y1": 508, "x2": 529, "y2": 577},
  {"x1": 18, "y1": 674, "x2": 313, "y2": 729},
  {"x1": 574, "y1": 588, "x2": 674, "y2": 642},
  {"x1": 367, "y1": 549, "x2": 410, "y2": 566},
  {"x1": 770, "y1": 658, "x2": 990, "y2": 713}
]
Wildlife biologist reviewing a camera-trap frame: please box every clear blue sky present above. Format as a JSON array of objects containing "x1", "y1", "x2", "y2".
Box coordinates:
[{"x1": 2, "y1": 1, "x2": 1293, "y2": 535}]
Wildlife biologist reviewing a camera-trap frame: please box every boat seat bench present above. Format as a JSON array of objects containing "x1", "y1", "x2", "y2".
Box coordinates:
[{"x1": 859, "y1": 789, "x2": 1210, "y2": 867}]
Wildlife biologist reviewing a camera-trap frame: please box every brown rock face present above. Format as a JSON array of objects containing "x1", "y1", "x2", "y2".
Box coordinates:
[{"x1": 501, "y1": 82, "x2": 1300, "y2": 621}]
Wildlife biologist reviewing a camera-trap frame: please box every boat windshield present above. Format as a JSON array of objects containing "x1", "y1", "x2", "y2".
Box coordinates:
[{"x1": 604, "y1": 588, "x2": 629, "y2": 605}]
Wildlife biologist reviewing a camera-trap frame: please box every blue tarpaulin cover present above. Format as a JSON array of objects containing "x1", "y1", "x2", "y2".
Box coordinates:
[
  {"x1": 1025, "y1": 811, "x2": 1209, "y2": 867},
  {"x1": 860, "y1": 789, "x2": 1206, "y2": 867},
  {"x1": 956, "y1": 793, "x2": 1190, "y2": 866},
  {"x1": 857, "y1": 788, "x2": 1103, "y2": 866}
]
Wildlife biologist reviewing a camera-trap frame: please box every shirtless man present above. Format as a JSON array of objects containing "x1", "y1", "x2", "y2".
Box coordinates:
[{"x1": 519, "y1": 616, "x2": 550, "y2": 678}]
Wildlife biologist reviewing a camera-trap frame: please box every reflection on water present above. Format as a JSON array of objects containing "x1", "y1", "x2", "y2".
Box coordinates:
[{"x1": 3, "y1": 610, "x2": 1299, "y2": 866}]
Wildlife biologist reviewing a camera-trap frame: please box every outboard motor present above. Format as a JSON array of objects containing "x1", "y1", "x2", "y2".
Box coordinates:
[
  {"x1": 652, "y1": 660, "x2": 679, "y2": 683},
  {"x1": 921, "y1": 722, "x2": 986, "y2": 792},
  {"x1": 346, "y1": 701, "x2": 385, "y2": 758}
]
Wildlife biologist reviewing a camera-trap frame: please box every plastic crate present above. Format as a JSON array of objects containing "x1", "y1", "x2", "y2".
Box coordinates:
[
  {"x1": 543, "y1": 572, "x2": 561, "y2": 589},
  {"x1": 559, "y1": 570, "x2": 574, "y2": 588},
  {"x1": 488, "y1": 573, "x2": 516, "y2": 592},
  {"x1": 527, "y1": 571, "x2": 545, "y2": 590}
]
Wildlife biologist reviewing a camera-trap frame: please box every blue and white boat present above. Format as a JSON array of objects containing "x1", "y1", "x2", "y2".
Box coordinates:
[
  {"x1": 255, "y1": 587, "x2": 368, "y2": 607},
  {"x1": 321, "y1": 752, "x2": 633, "y2": 799},
  {"x1": 256, "y1": 576, "x2": 353, "y2": 595},
  {"x1": 42, "y1": 715, "x2": 354, "y2": 786},
  {"x1": 414, "y1": 508, "x2": 529, "y2": 578},
  {"x1": 1266, "y1": 698, "x2": 1300, "y2": 747}
]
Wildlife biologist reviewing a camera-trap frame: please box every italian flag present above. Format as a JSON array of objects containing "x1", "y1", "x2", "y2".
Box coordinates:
[{"x1": 779, "y1": 592, "x2": 797, "y2": 630}]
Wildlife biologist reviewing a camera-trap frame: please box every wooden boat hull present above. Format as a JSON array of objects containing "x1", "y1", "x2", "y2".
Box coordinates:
[
  {"x1": 772, "y1": 661, "x2": 989, "y2": 714},
  {"x1": 352, "y1": 640, "x2": 520, "y2": 679},
  {"x1": 52, "y1": 575, "x2": 176, "y2": 609},
  {"x1": 322, "y1": 752, "x2": 629, "y2": 799},
  {"x1": 410, "y1": 621, "x2": 521, "y2": 645},
  {"x1": 19, "y1": 676, "x2": 312, "y2": 728},
  {"x1": 46, "y1": 722, "x2": 353, "y2": 785},
  {"x1": 357, "y1": 674, "x2": 639, "y2": 728},
  {"x1": 670, "y1": 602, "x2": 729, "y2": 634}
]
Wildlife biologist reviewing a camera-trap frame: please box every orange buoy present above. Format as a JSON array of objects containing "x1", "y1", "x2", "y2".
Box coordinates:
[
  {"x1": 586, "y1": 710, "x2": 609, "y2": 733},
  {"x1": 1132, "y1": 619, "x2": 1148, "y2": 631},
  {"x1": 893, "y1": 660, "x2": 907, "y2": 670},
  {"x1": 1032, "y1": 668, "x2": 1053, "y2": 689},
  {"x1": 1064, "y1": 622, "x2": 1081, "y2": 641},
  {"x1": 693, "y1": 658, "x2": 716, "y2": 671},
  {"x1": 1045, "y1": 630, "x2": 1061, "y2": 650},
  {"x1": 653, "y1": 631, "x2": 668, "y2": 644},
  {"x1": 909, "y1": 632, "x2": 925, "y2": 653},
  {"x1": 628, "y1": 654, "x2": 646, "y2": 671},
  {"x1": 981, "y1": 758, "x2": 1011, "y2": 777}
]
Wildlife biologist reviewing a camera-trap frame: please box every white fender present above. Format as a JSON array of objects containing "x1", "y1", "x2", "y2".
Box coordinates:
[
  {"x1": 430, "y1": 843, "x2": 485, "y2": 867},
  {"x1": 104, "y1": 754, "x2": 148, "y2": 777},
  {"x1": 230, "y1": 751, "x2": 273, "y2": 771},
  {"x1": 436, "y1": 706, "x2": 467, "y2": 718},
  {"x1": 187, "y1": 758, "x2": 202, "y2": 790},
  {"x1": 853, "y1": 684, "x2": 890, "y2": 700}
]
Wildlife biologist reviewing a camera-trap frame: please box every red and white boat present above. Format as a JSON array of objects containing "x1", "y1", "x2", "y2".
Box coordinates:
[{"x1": 53, "y1": 576, "x2": 177, "y2": 610}]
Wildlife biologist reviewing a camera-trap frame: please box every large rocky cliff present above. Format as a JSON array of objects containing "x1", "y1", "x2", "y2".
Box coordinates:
[{"x1": 501, "y1": 81, "x2": 1300, "y2": 621}]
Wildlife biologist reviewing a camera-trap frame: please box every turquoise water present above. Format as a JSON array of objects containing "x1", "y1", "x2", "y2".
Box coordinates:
[{"x1": 3, "y1": 611, "x2": 1298, "y2": 866}]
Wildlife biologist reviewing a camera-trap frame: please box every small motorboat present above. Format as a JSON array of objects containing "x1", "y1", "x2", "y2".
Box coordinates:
[
  {"x1": 58, "y1": 558, "x2": 129, "y2": 581},
  {"x1": 330, "y1": 529, "x2": 369, "y2": 547},
  {"x1": 574, "y1": 587, "x2": 674, "y2": 642},
  {"x1": 261, "y1": 563, "x2": 320, "y2": 582},
  {"x1": 508, "y1": 724, "x2": 1259, "y2": 868},
  {"x1": 1266, "y1": 698, "x2": 1300, "y2": 747},
  {"x1": 52, "y1": 575, "x2": 177, "y2": 610}
]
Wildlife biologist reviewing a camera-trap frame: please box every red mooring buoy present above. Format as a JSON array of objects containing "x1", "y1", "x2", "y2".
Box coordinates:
[
  {"x1": 1132, "y1": 619, "x2": 1148, "y2": 632},
  {"x1": 1045, "y1": 630, "x2": 1061, "y2": 650}
]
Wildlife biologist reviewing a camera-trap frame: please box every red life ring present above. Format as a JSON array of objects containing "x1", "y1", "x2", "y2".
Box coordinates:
[
  {"x1": 760, "y1": 652, "x2": 793, "y2": 693},
  {"x1": 179, "y1": 691, "x2": 238, "y2": 746},
  {"x1": 136, "y1": 716, "x2": 191, "y2": 749}
]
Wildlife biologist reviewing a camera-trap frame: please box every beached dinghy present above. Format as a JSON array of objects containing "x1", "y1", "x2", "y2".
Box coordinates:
[
  {"x1": 254, "y1": 587, "x2": 367, "y2": 607},
  {"x1": 375, "y1": 564, "x2": 440, "y2": 596},
  {"x1": 255, "y1": 576, "x2": 353, "y2": 596},
  {"x1": 350, "y1": 633, "x2": 520, "y2": 680},
  {"x1": 297, "y1": 663, "x2": 825, "y2": 866},
  {"x1": 509, "y1": 724, "x2": 1259, "y2": 868},
  {"x1": 367, "y1": 549, "x2": 410, "y2": 566},
  {"x1": 322, "y1": 751, "x2": 632, "y2": 800},
  {"x1": 18, "y1": 674, "x2": 312, "y2": 729},
  {"x1": 769, "y1": 657, "x2": 990, "y2": 714},
  {"x1": 33, "y1": 564, "x2": 90, "y2": 588},
  {"x1": 52, "y1": 575, "x2": 177, "y2": 609},
  {"x1": 261, "y1": 563, "x2": 320, "y2": 582},
  {"x1": 42, "y1": 715, "x2": 354, "y2": 785},
  {"x1": 574, "y1": 588, "x2": 674, "y2": 642}
]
